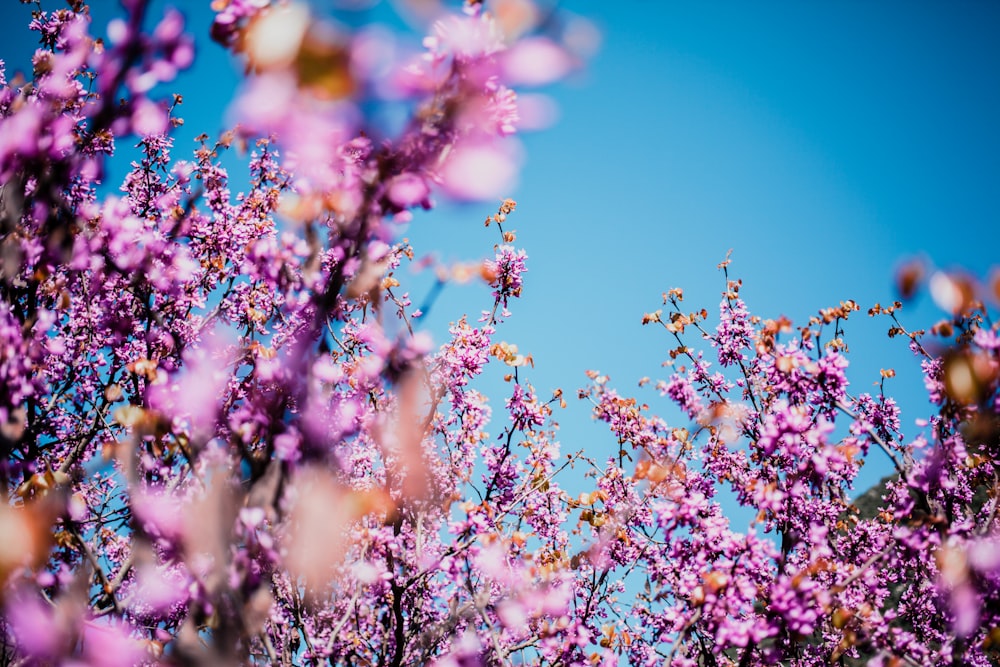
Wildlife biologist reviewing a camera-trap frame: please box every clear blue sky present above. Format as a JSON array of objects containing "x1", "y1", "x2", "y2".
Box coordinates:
[
  {"x1": 4, "y1": 0, "x2": 999, "y2": 498},
  {"x1": 413, "y1": 0, "x2": 1000, "y2": 495}
]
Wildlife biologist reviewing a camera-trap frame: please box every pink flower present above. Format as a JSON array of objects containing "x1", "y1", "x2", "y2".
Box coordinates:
[
  {"x1": 131, "y1": 97, "x2": 168, "y2": 137},
  {"x1": 502, "y1": 37, "x2": 573, "y2": 86},
  {"x1": 387, "y1": 172, "x2": 430, "y2": 209},
  {"x1": 439, "y1": 140, "x2": 520, "y2": 201}
]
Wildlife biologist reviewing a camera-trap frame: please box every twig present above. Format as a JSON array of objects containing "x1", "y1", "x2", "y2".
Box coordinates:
[
  {"x1": 835, "y1": 401, "x2": 905, "y2": 474},
  {"x1": 259, "y1": 632, "x2": 278, "y2": 665},
  {"x1": 663, "y1": 608, "x2": 701, "y2": 665},
  {"x1": 833, "y1": 545, "x2": 892, "y2": 591}
]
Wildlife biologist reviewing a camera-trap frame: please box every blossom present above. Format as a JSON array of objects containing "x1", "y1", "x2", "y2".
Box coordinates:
[{"x1": 2, "y1": 0, "x2": 998, "y2": 665}]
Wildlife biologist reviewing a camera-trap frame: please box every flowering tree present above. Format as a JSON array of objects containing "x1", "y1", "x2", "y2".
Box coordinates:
[{"x1": 1, "y1": 1, "x2": 999, "y2": 666}]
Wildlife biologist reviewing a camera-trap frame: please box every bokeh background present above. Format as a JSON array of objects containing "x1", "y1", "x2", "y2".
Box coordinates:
[{"x1": 4, "y1": 0, "x2": 999, "y2": 501}]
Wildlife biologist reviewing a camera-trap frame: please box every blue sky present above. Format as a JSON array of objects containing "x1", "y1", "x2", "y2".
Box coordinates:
[
  {"x1": 4, "y1": 0, "x2": 999, "y2": 499},
  {"x1": 412, "y1": 0, "x2": 1000, "y2": 495}
]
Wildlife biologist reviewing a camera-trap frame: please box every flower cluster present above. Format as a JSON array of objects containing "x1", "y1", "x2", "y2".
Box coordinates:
[
  {"x1": 593, "y1": 264, "x2": 1000, "y2": 665},
  {"x1": 1, "y1": 1, "x2": 999, "y2": 666},
  {"x1": 0, "y1": 0, "x2": 590, "y2": 664}
]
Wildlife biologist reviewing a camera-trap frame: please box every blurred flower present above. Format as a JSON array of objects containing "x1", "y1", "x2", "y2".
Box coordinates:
[{"x1": 439, "y1": 139, "x2": 520, "y2": 201}]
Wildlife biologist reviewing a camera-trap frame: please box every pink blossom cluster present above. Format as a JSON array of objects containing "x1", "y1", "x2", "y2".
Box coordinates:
[{"x1": 0, "y1": 2, "x2": 999, "y2": 667}]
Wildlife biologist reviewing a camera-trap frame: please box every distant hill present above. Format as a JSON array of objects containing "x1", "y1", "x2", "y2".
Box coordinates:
[{"x1": 853, "y1": 474, "x2": 898, "y2": 520}]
